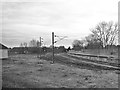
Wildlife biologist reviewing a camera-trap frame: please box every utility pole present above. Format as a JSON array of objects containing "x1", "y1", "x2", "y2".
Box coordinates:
[
  {"x1": 39, "y1": 37, "x2": 43, "y2": 59},
  {"x1": 51, "y1": 32, "x2": 67, "y2": 63},
  {"x1": 40, "y1": 37, "x2": 41, "y2": 58},
  {"x1": 40, "y1": 37, "x2": 41, "y2": 47},
  {"x1": 52, "y1": 32, "x2": 54, "y2": 63}
]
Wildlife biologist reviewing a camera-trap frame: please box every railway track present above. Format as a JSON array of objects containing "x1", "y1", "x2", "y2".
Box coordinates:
[
  {"x1": 58, "y1": 54, "x2": 119, "y2": 70},
  {"x1": 66, "y1": 53, "x2": 119, "y2": 67},
  {"x1": 42, "y1": 53, "x2": 119, "y2": 71}
]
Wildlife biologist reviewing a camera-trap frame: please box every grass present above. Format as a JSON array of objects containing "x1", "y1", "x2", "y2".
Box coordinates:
[
  {"x1": 2, "y1": 54, "x2": 119, "y2": 88},
  {"x1": 70, "y1": 48, "x2": 118, "y2": 58}
]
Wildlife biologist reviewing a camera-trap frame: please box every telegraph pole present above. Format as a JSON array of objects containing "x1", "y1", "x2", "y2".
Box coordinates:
[
  {"x1": 40, "y1": 37, "x2": 41, "y2": 47},
  {"x1": 39, "y1": 37, "x2": 43, "y2": 59},
  {"x1": 52, "y1": 32, "x2": 54, "y2": 63},
  {"x1": 51, "y1": 32, "x2": 67, "y2": 63}
]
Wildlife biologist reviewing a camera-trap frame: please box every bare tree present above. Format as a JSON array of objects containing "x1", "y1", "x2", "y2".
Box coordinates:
[
  {"x1": 29, "y1": 39, "x2": 37, "y2": 47},
  {"x1": 23, "y1": 42, "x2": 27, "y2": 47},
  {"x1": 20, "y1": 43, "x2": 23, "y2": 47},
  {"x1": 72, "y1": 40, "x2": 84, "y2": 48},
  {"x1": 91, "y1": 21, "x2": 118, "y2": 47},
  {"x1": 85, "y1": 34, "x2": 102, "y2": 49},
  {"x1": 36, "y1": 40, "x2": 40, "y2": 47},
  {"x1": 20, "y1": 42, "x2": 27, "y2": 47}
]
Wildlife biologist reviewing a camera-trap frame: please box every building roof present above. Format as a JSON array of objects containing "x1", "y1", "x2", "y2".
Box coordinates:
[{"x1": 0, "y1": 43, "x2": 8, "y2": 49}]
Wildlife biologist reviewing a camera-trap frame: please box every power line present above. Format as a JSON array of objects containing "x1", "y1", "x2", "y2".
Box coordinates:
[{"x1": 54, "y1": 35, "x2": 68, "y2": 43}]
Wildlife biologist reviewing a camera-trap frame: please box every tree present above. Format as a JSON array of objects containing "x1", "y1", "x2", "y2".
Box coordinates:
[
  {"x1": 29, "y1": 39, "x2": 37, "y2": 47},
  {"x1": 20, "y1": 42, "x2": 27, "y2": 47},
  {"x1": 67, "y1": 46, "x2": 71, "y2": 51},
  {"x1": 20, "y1": 43, "x2": 23, "y2": 47},
  {"x1": 90, "y1": 21, "x2": 118, "y2": 47},
  {"x1": 85, "y1": 34, "x2": 103, "y2": 49},
  {"x1": 36, "y1": 40, "x2": 40, "y2": 47},
  {"x1": 58, "y1": 46, "x2": 66, "y2": 52},
  {"x1": 23, "y1": 42, "x2": 27, "y2": 47},
  {"x1": 72, "y1": 40, "x2": 84, "y2": 50},
  {"x1": 72, "y1": 40, "x2": 84, "y2": 47}
]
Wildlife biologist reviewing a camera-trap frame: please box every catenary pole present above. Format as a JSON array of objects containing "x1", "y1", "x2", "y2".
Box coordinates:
[
  {"x1": 39, "y1": 37, "x2": 41, "y2": 58},
  {"x1": 52, "y1": 32, "x2": 54, "y2": 63}
]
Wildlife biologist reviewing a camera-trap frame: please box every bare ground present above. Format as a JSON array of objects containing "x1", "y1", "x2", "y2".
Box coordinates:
[{"x1": 2, "y1": 54, "x2": 119, "y2": 88}]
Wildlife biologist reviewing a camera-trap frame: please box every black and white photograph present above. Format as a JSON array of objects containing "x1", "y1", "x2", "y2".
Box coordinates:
[{"x1": 0, "y1": 0, "x2": 119, "y2": 89}]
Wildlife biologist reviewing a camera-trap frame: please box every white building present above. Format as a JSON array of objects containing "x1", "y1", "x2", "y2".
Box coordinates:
[{"x1": 0, "y1": 43, "x2": 8, "y2": 59}]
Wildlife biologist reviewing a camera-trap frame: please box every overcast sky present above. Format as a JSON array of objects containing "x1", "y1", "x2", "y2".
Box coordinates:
[{"x1": 1, "y1": 0, "x2": 119, "y2": 48}]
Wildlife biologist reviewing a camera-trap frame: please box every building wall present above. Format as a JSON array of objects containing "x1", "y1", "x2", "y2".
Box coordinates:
[{"x1": 0, "y1": 49, "x2": 8, "y2": 59}]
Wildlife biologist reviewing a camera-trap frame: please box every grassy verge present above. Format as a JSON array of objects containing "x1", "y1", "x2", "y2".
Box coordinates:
[{"x1": 2, "y1": 54, "x2": 119, "y2": 88}]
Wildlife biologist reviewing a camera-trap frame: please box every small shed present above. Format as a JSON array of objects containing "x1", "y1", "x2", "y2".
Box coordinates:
[{"x1": 0, "y1": 43, "x2": 8, "y2": 59}]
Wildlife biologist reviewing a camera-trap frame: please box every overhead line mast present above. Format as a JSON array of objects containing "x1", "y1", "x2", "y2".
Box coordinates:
[{"x1": 51, "y1": 32, "x2": 67, "y2": 63}]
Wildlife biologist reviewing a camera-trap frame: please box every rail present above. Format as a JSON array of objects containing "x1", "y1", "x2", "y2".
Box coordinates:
[{"x1": 68, "y1": 52, "x2": 116, "y2": 59}]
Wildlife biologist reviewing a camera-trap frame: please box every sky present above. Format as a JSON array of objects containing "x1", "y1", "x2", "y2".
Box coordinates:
[{"x1": 1, "y1": 0, "x2": 119, "y2": 48}]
